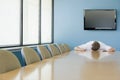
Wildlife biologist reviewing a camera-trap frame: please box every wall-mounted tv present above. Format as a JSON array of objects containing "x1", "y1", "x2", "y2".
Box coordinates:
[{"x1": 84, "y1": 9, "x2": 116, "y2": 30}]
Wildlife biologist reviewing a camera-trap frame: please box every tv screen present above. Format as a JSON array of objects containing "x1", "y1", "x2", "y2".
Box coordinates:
[{"x1": 84, "y1": 9, "x2": 116, "y2": 30}]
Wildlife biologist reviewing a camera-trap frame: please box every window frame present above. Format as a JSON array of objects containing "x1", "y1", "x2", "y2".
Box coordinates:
[{"x1": 0, "y1": 0, "x2": 54, "y2": 48}]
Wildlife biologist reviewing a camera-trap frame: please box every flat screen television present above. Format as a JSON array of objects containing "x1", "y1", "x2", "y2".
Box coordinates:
[{"x1": 84, "y1": 9, "x2": 116, "y2": 30}]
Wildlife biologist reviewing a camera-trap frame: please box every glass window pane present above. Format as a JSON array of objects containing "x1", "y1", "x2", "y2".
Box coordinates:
[
  {"x1": 41, "y1": 0, "x2": 52, "y2": 43},
  {"x1": 0, "y1": 0, "x2": 20, "y2": 47},
  {"x1": 23, "y1": 0, "x2": 39, "y2": 45}
]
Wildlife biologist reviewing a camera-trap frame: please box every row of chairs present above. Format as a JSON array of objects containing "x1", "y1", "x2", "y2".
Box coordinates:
[
  {"x1": 0, "y1": 43, "x2": 71, "y2": 74},
  {"x1": 22, "y1": 43, "x2": 71, "y2": 65}
]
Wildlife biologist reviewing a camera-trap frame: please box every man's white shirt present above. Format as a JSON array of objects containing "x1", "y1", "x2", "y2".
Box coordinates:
[{"x1": 77, "y1": 41, "x2": 112, "y2": 51}]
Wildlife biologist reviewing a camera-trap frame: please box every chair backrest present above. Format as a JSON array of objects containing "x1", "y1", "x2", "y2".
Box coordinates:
[
  {"x1": 56, "y1": 44, "x2": 65, "y2": 54},
  {"x1": 37, "y1": 45, "x2": 51, "y2": 59},
  {"x1": 21, "y1": 47, "x2": 40, "y2": 65},
  {"x1": 0, "y1": 50, "x2": 21, "y2": 74},
  {"x1": 48, "y1": 44, "x2": 61, "y2": 56},
  {"x1": 63, "y1": 44, "x2": 71, "y2": 52}
]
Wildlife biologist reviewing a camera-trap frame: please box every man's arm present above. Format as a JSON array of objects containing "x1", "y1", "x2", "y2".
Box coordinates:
[
  {"x1": 74, "y1": 46, "x2": 86, "y2": 52},
  {"x1": 108, "y1": 48, "x2": 115, "y2": 52},
  {"x1": 99, "y1": 41, "x2": 115, "y2": 52}
]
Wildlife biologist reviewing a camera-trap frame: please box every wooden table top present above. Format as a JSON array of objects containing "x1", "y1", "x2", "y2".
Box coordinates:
[{"x1": 0, "y1": 51, "x2": 120, "y2": 80}]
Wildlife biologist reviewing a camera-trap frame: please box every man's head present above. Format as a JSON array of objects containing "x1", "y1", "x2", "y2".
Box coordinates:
[{"x1": 91, "y1": 41, "x2": 100, "y2": 51}]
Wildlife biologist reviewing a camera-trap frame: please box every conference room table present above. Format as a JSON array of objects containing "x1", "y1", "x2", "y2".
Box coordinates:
[{"x1": 0, "y1": 50, "x2": 120, "y2": 80}]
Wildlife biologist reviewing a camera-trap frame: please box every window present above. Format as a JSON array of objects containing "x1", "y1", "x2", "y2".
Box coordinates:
[
  {"x1": 41, "y1": 0, "x2": 53, "y2": 43},
  {"x1": 0, "y1": 0, "x2": 53, "y2": 48},
  {"x1": 0, "y1": 0, "x2": 20, "y2": 47},
  {"x1": 23, "y1": 0, "x2": 39, "y2": 45}
]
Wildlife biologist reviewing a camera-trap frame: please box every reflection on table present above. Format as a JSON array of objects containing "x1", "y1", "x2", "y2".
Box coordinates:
[
  {"x1": 77, "y1": 51, "x2": 112, "y2": 60},
  {"x1": 0, "y1": 51, "x2": 120, "y2": 80}
]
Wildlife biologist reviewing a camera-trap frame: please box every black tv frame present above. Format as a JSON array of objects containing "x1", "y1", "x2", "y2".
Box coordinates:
[{"x1": 84, "y1": 9, "x2": 117, "y2": 30}]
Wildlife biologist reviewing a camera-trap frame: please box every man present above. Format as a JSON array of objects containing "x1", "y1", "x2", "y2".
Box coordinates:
[{"x1": 74, "y1": 41, "x2": 115, "y2": 52}]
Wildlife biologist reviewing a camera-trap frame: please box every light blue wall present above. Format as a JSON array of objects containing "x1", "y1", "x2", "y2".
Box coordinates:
[{"x1": 54, "y1": 0, "x2": 120, "y2": 50}]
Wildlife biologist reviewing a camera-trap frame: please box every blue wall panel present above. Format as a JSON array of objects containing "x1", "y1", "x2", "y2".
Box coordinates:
[{"x1": 54, "y1": 0, "x2": 120, "y2": 50}]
